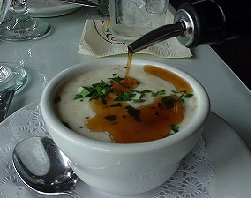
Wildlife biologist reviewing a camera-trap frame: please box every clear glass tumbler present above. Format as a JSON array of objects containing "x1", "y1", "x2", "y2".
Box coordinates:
[{"x1": 109, "y1": 0, "x2": 169, "y2": 43}]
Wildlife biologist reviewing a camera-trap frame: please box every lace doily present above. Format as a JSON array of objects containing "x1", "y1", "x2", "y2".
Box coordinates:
[{"x1": 0, "y1": 103, "x2": 214, "y2": 198}]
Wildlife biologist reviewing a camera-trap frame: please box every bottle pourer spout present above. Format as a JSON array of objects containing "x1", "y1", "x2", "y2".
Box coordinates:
[{"x1": 127, "y1": 22, "x2": 186, "y2": 54}]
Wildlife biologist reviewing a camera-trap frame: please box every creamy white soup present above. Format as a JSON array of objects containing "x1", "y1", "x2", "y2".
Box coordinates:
[{"x1": 54, "y1": 65, "x2": 197, "y2": 143}]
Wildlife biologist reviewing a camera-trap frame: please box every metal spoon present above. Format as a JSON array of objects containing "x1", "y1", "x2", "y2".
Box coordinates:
[{"x1": 12, "y1": 136, "x2": 86, "y2": 198}]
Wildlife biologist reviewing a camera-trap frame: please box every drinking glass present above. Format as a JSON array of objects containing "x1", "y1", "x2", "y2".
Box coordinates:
[
  {"x1": 109, "y1": 0, "x2": 169, "y2": 42},
  {"x1": 0, "y1": 0, "x2": 51, "y2": 41},
  {"x1": 0, "y1": 0, "x2": 12, "y2": 22},
  {"x1": 0, "y1": 62, "x2": 27, "y2": 93},
  {"x1": 0, "y1": 62, "x2": 27, "y2": 121},
  {"x1": 0, "y1": 5, "x2": 27, "y2": 120},
  {"x1": 0, "y1": 1, "x2": 27, "y2": 93}
]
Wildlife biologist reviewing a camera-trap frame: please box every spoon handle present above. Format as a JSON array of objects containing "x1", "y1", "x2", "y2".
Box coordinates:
[{"x1": 65, "y1": 188, "x2": 88, "y2": 198}]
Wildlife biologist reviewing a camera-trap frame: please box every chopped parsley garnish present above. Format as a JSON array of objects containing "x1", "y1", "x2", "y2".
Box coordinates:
[
  {"x1": 76, "y1": 88, "x2": 90, "y2": 98},
  {"x1": 108, "y1": 75, "x2": 123, "y2": 83},
  {"x1": 152, "y1": 90, "x2": 165, "y2": 97},
  {"x1": 74, "y1": 81, "x2": 112, "y2": 100},
  {"x1": 115, "y1": 91, "x2": 136, "y2": 101},
  {"x1": 132, "y1": 98, "x2": 146, "y2": 103},
  {"x1": 171, "y1": 90, "x2": 193, "y2": 102},
  {"x1": 73, "y1": 76, "x2": 193, "y2": 107}
]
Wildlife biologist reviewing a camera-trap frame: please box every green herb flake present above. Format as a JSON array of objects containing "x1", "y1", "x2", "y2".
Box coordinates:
[
  {"x1": 161, "y1": 96, "x2": 175, "y2": 108},
  {"x1": 74, "y1": 94, "x2": 83, "y2": 100},
  {"x1": 108, "y1": 75, "x2": 124, "y2": 83},
  {"x1": 74, "y1": 87, "x2": 91, "y2": 100},
  {"x1": 110, "y1": 103, "x2": 122, "y2": 107},
  {"x1": 136, "y1": 90, "x2": 152, "y2": 95},
  {"x1": 104, "y1": 115, "x2": 117, "y2": 122},
  {"x1": 80, "y1": 87, "x2": 91, "y2": 97},
  {"x1": 62, "y1": 121, "x2": 71, "y2": 129},
  {"x1": 171, "y1": 90, "x2": 193, "y2": 99},
  {"x1": 184, "y1": 93, "x2": 193, "y2": 98},
  {"x1": 126, "y1": 106, "x2": 140, "y2": 121},
  {"x1": 152, "y1": 90, "x2": 165, "y2": 97},
  {"x1": 171, "y1": 124, "x2": 179, "y2": 133},
  {"x1": 135, "y1": 90, "x2": 152, "y2": 99},
  {"x1": 101, "y1": 98, "x2": 108, "y2": 104},
  {"x1": 132, "y1": 98, "x2": 146, "y2": 103},
  {"x1": 115, "y1": 91, "x2": 136, "y2": 101},
  {"x1": 74, "y1": 80, "x2": 113, "y2": 101},
  {"x1": 171, "y1": 90, "x2": 179, "y2": 94}
]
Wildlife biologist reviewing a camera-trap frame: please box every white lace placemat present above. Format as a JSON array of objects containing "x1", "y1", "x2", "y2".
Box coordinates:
[{"x1": 0, "y1": 102, "x2": 214, "y2": 198}]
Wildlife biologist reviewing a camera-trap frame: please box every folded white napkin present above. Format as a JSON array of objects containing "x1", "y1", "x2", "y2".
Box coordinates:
[{"x1": 79, "y1": 11, "x2": 191, "y2": 58}]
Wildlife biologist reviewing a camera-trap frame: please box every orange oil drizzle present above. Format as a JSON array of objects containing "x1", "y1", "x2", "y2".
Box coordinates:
[
  {"x1": 144, "y1": 65, "x2": 192, "y2": 93},
  {"x1": 87, "y1": 95, "x2": 184, "y2": 143}
]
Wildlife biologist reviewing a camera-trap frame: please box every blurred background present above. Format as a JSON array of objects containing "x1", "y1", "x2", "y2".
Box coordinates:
[{"x1": 211, "y1": 38, "x2": 251, "y2": 90}]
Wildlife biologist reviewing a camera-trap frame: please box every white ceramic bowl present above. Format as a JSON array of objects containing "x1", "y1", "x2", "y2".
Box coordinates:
[{"x1": 40, "y1": 58, "x2": 210, "y2": 195}]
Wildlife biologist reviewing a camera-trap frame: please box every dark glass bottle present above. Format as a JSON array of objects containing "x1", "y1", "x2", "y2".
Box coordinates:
[
  {"x1": 128, "y1": 0, "x2": 251, "y2": 52},
  {"x1": 174, "y1": 0, "x2": 251, "y2": 47}
]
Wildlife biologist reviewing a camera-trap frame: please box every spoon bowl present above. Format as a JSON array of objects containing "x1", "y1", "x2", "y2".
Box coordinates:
[{"x1": 12, "y1": 136, "x2": 85, "y2": 198}]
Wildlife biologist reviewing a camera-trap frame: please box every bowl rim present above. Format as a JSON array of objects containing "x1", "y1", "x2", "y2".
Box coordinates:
[{"x1": 40, "y1": 57, "x2": 210, "y2": 153}]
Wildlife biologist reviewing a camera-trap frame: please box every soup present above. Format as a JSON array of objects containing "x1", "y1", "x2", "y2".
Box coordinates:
[{"x1": 54, "y1": 65, "x2": 197, "y2": 143}]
